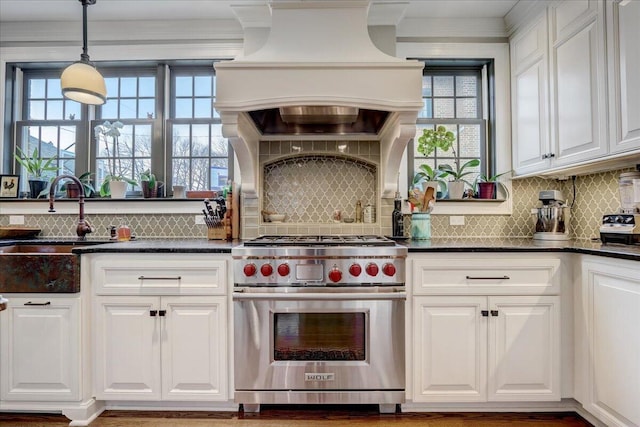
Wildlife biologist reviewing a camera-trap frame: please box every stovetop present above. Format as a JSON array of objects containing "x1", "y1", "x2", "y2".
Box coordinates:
[{"x1": 242, "y1": 235, "x2": 396, "y2": 247}]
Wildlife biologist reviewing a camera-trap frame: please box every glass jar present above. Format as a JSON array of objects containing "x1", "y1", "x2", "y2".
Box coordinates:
[
  {"x1": 619, "y1": 172, "x2": 640, "y2": 213},
  {"x1": 117, "y1": 219, "x2": 132, "y2": 242},
  {"x1": 411, "y1": 212, "x2": 431, "y2": 240}
]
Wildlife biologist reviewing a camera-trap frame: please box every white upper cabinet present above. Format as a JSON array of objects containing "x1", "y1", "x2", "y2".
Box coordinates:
[
  {"x1": 510, "y1": 0, "x2": 639, "y2": 177},
  {"x1": 606, "y1": 0, "x2": 640, "y2": 154},
  {"x1": 549, "y1": 0, "x2": 608, "y2": 166}
]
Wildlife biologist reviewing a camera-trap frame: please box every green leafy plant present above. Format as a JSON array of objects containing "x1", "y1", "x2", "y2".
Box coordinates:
[
  {"x1": 140, "y1": 169, "x2": 156, "y2": 189},
  {"x1": 61, "y1": 171, "x2": 96, "y2": 197},
  {"x1": 473, "y1": 170, "x2": 511, "y2": 199},
  {"x1": 139, "y1": 169, "x2": 159, "y2": 198},
  {"x1": 412, "y1": 164, "x2": 448, "y2": 195},
  {"x1": 99, "y1": 174, "x2": 137, "y2": 197},
  {"x1": 95, "y1": 121, "x2": 137, "y2": 197},
  {"x1": 438, "y1": 158, "x2": 481, "y2": 186},
  {"x1": 417, "y1": 125, "x2": 456, "y2": 157},
  {"x1": 15, "y1": 146, "x2": 58, "y2": 179}
]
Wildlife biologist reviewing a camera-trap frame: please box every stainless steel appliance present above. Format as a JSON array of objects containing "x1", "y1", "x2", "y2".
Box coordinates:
[
  {"x1": 600, "y1": 214, "x2": 640, "y2": 245},
  {"x1": 232, "y1": 235, "x2": 407, "y2": 413},
  {"x1": 532, "y1": 190, "x2": 570, "y2": 241}
]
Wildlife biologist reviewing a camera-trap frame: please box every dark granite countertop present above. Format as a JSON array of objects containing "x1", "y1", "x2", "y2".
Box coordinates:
[
  {"x1": 1, "y1": 237, "x2": 638, "y2": 261},
  {"x1": 400, "y1": 238, "x2": 640, "y2": 262}
]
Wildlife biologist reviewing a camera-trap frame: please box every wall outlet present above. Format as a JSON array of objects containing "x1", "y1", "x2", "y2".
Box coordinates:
[
  {"x1": 449, "y1": 215, "x2": 465, "y2": 226},
  {"x1": 194, "y1": 215, "x2": 205, "y2": 225},
  {"x1": 9, "y1": 215, "x2": 25, "y2": 225}
]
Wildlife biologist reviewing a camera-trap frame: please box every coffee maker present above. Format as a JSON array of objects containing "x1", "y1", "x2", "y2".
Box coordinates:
[{"x1": 532, "y1": 190, "x2": 570, "y2": 241}]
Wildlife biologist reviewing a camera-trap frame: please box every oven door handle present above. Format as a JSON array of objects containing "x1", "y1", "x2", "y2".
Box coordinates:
[{"x1": 233, "y1": 291, "x2": 406, "y2": 300}]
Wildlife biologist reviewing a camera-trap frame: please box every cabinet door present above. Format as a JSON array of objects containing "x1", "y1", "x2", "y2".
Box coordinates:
[
  {"x1": 583, "y1": 259, "x2": 640, "y2": 427},
  {"x1": 549, "y1": 0, "x2": 607, "y2": 166},
  {"x1": 487, "y1": 296, "x2": 560, "y2": 402},
  {"x1": 607, "y1": 0, "x2": 640, "y2": 154},
  {"x1": 511, "y1": 15, "x2": 551, "y2": 175},
  {"x1": 161, "y1": 296, "x2": 227, "y2": 401},
  {"x1": 93, "y1": 296, "x2": 161, "y2": 400},
  {"x1": 0, "y1": 296, "x2": 80, "y2": 401},
  {"x1": 413, "y1": 296, "x2": 486, "y2": 402}
]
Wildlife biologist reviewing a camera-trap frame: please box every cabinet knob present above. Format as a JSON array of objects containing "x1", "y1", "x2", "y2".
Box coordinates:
[
  {"x1": 159, "y1": 310, "x2": 166, "y2": 317},
  {"x1": 150, "y1": 310, "x2": 158, "y2": 317},
  {"x1": 481, "y1": 310, "x2": 489, "y2": 317},
  {"x1": 491, "y1": 310, "x2": 499, "y2": 316}
]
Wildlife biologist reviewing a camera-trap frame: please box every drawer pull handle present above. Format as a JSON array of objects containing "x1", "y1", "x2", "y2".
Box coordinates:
[
  {"x1": 481, "y1": 310, "x2": 489, "y2": 317},
  {"x1": 138, "y1": 276, "x2": 181, "y2": 281},
  {"x1": 491, "y1": 310, "x2": 499, "y2": 317},
  {"x1": 24, "y1": 301, "x2": 51, "y2": 306},
  {"x1": 466, "y1": 275, "x2": 510, "y2": 280}
]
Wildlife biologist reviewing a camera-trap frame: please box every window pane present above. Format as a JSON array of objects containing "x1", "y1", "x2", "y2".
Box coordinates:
[
  {"x1": 173, "y1": 124, "x2": 191, "y2": 156},
  {"x1": 139, "y1": 77, "x2": 155, "y2": 97},
  {"x1": 418, "y1": 99, "x2": 432, "y2": 119},
  {"x1": 456, "y1": 98, "x2": 477, "y2": 118},
  {"x1": 172, "y1": 159, "x2": 190, "y2": 187},
  {"x1": 138, "y1": 99, "x2": 154, "y2": 119},
  {"x1": 211, "y1": 125, "x2": 228, "y2": 156},
  {"x1": 422, "y1": 76, "x2": 432, "y2": 97},
  {"x1": 191, "y1": 158, "x2": 209, "y2": 190},
  {"x1": 60, "y1": 126, "x2": 77, "y2": 156},
  {"x1": 175, "y1": 98, "x2": 192, "y2": 118},
  {"x1": 456, "y1": 75, "x2": 476, "y2": 96},
  {"x1": 101, "y1": 99, "x2": 118, "y2": 119},
  {"x1": 119, "y1": 99, "x2": 137, "y2": 119},
  {"x1": 30, "y1": 79, "x2": 46, "y2": 98},
  {"x1": 194, "y1": 76, "x2": 212, "y2": 96},
  {"x1": 29, "y1": 101, "x2": 45, "y2": 120},
  {"x1": 47, "y1": 79, "x2": 62, "y2": 98},
  {"x1": 120, "y1": 77, "x2": 137, "y2": 97},
  {"x1": 192, "y1": 124, "x2": 210, "y2": 157},
  {"x1": 194, "y1": 98, "x2": 212, "y2": 118},
  {"x1": 433, "y1": 76, "x2": 454, "y2": 96},
  {"x1": 134, "y1": 125, "x2": 152, "y2": 156},
  {"x1": 65, "y1": 101, "x2": 81, "y2": 120},
  {"x1": 459, "y1": 124, "x2": 481, "y2": 157},
  {"x1": 46, "y1": 100, "x2": 63, "y2": 120},
  {"x1": 433, "y1": 98, "x2": 454, "y2": 118},
  {"x1": 436, "y1": 124, "x2": 457, "y2": 157},
  {"x1": 176, "y1": 76, "x2": 193, "y2": 97},
  {"x1": 211, "y1": 159, "x2": 228, "y2": 190},
  {"x1": 105, "y1": 78, "x2": 118, "y2": 97}
]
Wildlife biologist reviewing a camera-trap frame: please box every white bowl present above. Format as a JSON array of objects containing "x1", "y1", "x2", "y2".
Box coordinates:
[{"x1": 268, "y1": 214, "x2": 285, "y2": 222}]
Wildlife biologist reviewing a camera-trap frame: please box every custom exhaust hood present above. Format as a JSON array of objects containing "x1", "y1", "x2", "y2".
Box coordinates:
[{"x1": 214, "y1": 0, "x2": 424, "y2": 197}]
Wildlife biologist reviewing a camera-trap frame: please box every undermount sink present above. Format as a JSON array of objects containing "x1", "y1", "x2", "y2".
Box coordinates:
[{"x1": 0, "y1": 240, "x2": 111, "y2": 293}]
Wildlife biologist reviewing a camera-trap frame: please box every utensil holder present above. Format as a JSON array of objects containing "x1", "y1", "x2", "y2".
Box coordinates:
[{"x1": 207, "y1": 227, "x2": 226, "y2": 240}]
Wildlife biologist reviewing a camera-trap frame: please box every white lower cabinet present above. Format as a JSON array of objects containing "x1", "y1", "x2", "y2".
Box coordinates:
[
  {"x1": 0, "y1": 295, "x2": 80, "y2": 402},
  {"x1": 578, "y1": 256, "x2": 640, "y2": 427},
  {"x1": 413, "y1": 295, "x2": 560, "y2": 403},
  {"x1": 94, "y1": 295, "x2": 227, "y2": 401}
]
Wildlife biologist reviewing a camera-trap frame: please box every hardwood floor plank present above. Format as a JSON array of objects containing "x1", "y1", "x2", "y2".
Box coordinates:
[{"x1": 0, "y1": 408, "x2": 593, "y2": 427}]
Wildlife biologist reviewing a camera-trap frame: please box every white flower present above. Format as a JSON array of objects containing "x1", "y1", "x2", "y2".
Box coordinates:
[{"x1": 95, "y1": 120, "x2": 124, "y2": 139}]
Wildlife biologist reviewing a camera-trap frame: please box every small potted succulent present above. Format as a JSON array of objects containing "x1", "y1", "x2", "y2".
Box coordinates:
[
  {"x1": 473, "y1": 171, "x2": 511, "y2": 199},
  {"x1": 62, "y1": 171, "x2": 96, "y2": 198},
  {"x1": 140, "y1": 169, "x2": 159, "y2": 198},
  {"x1": 14, "y1": 146, "x2": 58, "y2": 198}
]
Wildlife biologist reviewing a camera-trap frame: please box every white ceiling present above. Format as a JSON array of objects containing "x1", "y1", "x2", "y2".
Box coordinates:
[{"x1": 0, "y1": 0, "x2": 519, "y2": 23}]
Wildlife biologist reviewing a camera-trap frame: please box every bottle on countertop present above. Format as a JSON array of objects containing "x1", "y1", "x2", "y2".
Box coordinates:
[
  {"x1": 392, "y1": 196, "x2": 404, "y2": 237},
  {"x1": 363, "y1": 203, "x2": 375, "y2": 223},
  {"x1": 355, "y1": 200, "x2": 362, "y2": 223}
]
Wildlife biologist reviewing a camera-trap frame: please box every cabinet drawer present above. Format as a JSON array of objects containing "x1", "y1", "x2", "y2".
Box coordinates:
[
  {"x1": 411, "y1": 255, "x2": 561, "y2": 295},
  {"x1": 91, "y1": 253, "x2": 228, "y2": 295}
]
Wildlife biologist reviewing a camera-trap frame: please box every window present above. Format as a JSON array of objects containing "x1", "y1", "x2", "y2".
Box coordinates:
[
  {"x1": 10, "y1": 62, "x2": 232, "y2": 196},
  {"x1": 168, "y1": 69, "x2": 230, "y2": 192},
  {"x1": 410, "y1": 61, "x2": 492, "y2": 191}
]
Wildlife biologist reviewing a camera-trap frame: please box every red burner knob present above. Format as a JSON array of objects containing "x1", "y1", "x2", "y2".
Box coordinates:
[
  {"x1": 349, "y1": 263, "x2": 362, "y2": 277},
  {"x1": 277, "y1": 263, "x2": 290, "y2": 277},
  {"x1": 328, "y1": 268, "x2": 342, "y2": 283},
  {"x1": 243, "y1": 263, "x2": 257, "y2": 277},
  {"x1": 365, "y1": 263, "x2": 379, "y2": 276},
  {"x1": 260, "y1": 264, "x2": 273, "y2": 276},
  {"x1": 382, "y1": 263, "x2": 396, "y2": 277}
]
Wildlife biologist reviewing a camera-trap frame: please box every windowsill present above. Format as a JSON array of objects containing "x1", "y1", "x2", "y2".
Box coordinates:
[
  {"x1": 0, "y1": 198, "x2": 206, "y2": 215},
  {"x1": 428, "y1": 197, "x2": 512, "y2": 215}
]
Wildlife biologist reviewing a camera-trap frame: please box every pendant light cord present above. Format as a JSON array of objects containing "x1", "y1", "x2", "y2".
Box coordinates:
[{"x1": 79, "y1": 0, "x2": 97, "y2": 63}]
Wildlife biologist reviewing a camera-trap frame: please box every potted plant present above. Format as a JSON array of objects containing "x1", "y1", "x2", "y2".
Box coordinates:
[
  {"x1": 62, "y1": 171, "x2": 96, "y2": 198},
  {"x1": 413, "y1": 164, "x2": 448, "y2": 199},
  {"x1": 14, "y1": 146, "x2": 58, "y2": 198},
  {"x1": 474, "y1": 171, "x2": 511, "y2": 199},
  {"x1": 140, "y1": 169, "x2": 158, "y2": 198},
  {"x1": 95, "y1": 121, "x2": 137, "y2": 198},
  {"x1": 438, "y1": 159, "x2": 481, "y2": 199}
]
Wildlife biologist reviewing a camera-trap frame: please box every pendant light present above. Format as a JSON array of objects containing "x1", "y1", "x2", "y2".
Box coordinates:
[{"x1": 60, "y1": 0, "x2": 107, "y2": 105}]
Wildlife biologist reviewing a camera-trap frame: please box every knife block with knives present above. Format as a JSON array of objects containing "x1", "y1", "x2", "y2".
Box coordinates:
[{"x1": 203, "y1": 197, "x2": 227, "y2": 240}]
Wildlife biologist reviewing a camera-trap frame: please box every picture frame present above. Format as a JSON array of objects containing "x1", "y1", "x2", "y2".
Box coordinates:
[{"x1": 0, "y1": 175, "x2": 20, "y2": 198}]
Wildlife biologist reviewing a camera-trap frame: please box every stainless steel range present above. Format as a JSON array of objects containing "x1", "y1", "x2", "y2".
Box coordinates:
[{"x1": 232, "y1": 235, "x2": 407, "y2": 413}]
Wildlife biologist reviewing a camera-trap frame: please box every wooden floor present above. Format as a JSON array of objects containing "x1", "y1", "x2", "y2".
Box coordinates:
[{"x1": 0, "y1": 406, "x2": 593, "y2": 427}]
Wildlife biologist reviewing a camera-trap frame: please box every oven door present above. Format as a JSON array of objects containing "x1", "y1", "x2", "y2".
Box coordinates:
[{"x1": 233, "y1": 288, "x2": 405, "y2": 392}]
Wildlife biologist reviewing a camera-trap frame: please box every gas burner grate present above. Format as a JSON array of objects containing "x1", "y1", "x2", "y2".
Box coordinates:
[{"x1": 243, "y1": 235, "x2": 396, "y2": 247}]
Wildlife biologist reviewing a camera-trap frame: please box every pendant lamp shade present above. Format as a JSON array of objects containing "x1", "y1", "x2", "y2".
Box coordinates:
[
  {"x1": 61, "y1": 61, "x2": 107, "y2": 104},
  {"x1": 60, "y1": 0, "x2": 106, "y2": 105}
]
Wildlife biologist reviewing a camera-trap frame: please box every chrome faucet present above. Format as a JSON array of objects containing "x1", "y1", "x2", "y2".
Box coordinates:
[{"x1": 48, "y1": 175, "x2": 95, "y2": 240}]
